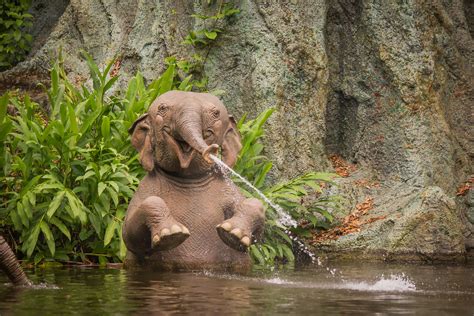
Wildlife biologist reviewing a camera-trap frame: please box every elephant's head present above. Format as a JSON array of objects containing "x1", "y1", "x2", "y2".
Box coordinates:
[{"x1": 129, "y1": 91, "x2": 241, "y2": 177}]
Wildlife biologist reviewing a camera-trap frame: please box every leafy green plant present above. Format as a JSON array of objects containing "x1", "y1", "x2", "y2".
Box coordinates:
[
  {"x1": 171, "y1": 1, "x2": 240, "y2": 92},
  {"x1": 233, "y1": 109, "x2": 341, "y2": 266},
  {"x1": 183, "y1": 2, "x2": 240, "y2": 47},
  {"x1": 0, "y1": 52, "x2": 191, "y2": 264},
  {"x1": 0, "y1": 0, "x2": 33, "y2": 70}
]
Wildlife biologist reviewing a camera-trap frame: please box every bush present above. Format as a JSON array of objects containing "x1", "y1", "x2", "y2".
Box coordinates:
[
  {"x1": 0, "y1": 0, "x2": 33, "y2": 70},
  {"x1": 0, "y1": 52, "x2": 191, "y2": 264}
]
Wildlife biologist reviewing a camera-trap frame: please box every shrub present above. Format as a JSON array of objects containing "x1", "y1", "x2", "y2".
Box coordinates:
[{"x1": 0, "y1": 0, "x2": 33, "y2": 70}]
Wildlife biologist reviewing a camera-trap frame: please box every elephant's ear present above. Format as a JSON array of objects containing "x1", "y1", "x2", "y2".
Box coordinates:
[
  {"x1": 221, "y1": 115, "x2": 242, "y2": 168},
  {"x1": 129, "y1": 113, "x2": 154, "y2": 172}
]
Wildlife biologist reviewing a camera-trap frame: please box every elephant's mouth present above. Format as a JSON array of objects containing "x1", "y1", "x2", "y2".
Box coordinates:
[
  {"x1": 177, "y1": 139, "x2": 193, "y2": 154},
  {"x1": 163, "y1": 131, "x2": 197, "y2": 169}
]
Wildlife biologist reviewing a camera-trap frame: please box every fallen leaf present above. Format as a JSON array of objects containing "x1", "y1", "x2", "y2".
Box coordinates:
[
  {"x1": 311, "y1": 197, "x2": 382, "y2": 244},
  {"x1": 329, "y1": 155, "x2": 356, "y2": 177},
  {"x1": 456, "y1": 177, "x2": 472, "y2": 196}
]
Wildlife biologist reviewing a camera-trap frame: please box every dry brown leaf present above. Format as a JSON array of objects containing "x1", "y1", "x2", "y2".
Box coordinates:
[
  {"x1": 456, "y1": 177, "x2": 472, "y2": 196},
  {"x1": 329, "y1": 155, "x2": 356, "y2": 177},
  {"x1": 110, "y1": 58, "x2": 122, "y2": 78},
  {"x1": 311, "y1": 197, "x2": 381, "y2": 244}
]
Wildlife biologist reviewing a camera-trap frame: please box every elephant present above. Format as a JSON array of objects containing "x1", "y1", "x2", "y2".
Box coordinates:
[
  {"x1": 0, "y1": 235, "x2": 31, "y2": 286},
  {"x1": 123, "y1": 90, "x2": 265, "y2": 271}
]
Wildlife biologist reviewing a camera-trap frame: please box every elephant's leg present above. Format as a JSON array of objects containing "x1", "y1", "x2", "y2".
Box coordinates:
[
  {"x1": 0, "y1": 235, "x2": 31, "y2": 286},
  {"x1": 123, "y1": 196, "x2": 190, "y2": 255},
  {"x1": 216, "y1": 198, "x2": 265, "y2": 252}
]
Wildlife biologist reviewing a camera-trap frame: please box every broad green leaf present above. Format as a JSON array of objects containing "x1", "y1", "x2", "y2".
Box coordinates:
[
  {"x1": 106, "y1": 186, "x2": 118, "y2": 207},
  {"x1": 81, "y1": 51, "x2": 101, "y2": 89},
  {"x1": 250, "y1": 245, "x2": 265, "y2": 264},
  {"x1": 204, "y1": 30, "x2": 217, "y2": 39},
  {"x1": 157, "y1": 63, "x2": 175, "y2": 96},
  {"x1": 65, "y1": 191, "x2": 85, "y2": 221},
  {"x1": 25, "y1": 225, "x2": 40, "y2": 258},
  {"x1": 104, "y1": 220, "x2": 117, "y2": 246},
  {"x1": 89, "y1": 212, "x2": 102, "y2": 235},
  {"x1": 50, "y1": 217, "x2": 71, "y2": 240},
  {"x1": 47, "y1": 191, "x2": 65, "y2": 218},
  {"x1": 103, "y1": 76, "x2": 119, "y2": 93},
  {"x1": 76, "y1": 170, "x2": 96, "y2": 181},
  {"x1": 0, "y1": 92, "x2": 9, "y2": 123},
  {"x1": 40, "y1": 222, "x2": 55, "y2": 256},
  {"x1": 281, "y1": 244, "x2": 295, "y2": 261},
  {"x1": 106, "y1": 180, "x2": 119, "y2": 192},
  {"x1": 67, "y1": 103, "x2": 79, "y2": 133},
  {"x1": 119, "y1": 235, "x2": 127, "y2": 260},
  {"x1": 0, "y1": 118, "x2": 12, "y2": 141},
  {"x1": 178, "y1": 75, "x2": 193, "y2": 91},
  {"x1": 101, "y1": 116, "x2": 110, "y2": 139},
  {"x1": 98, "y1": 256, "x2": 108, "y2": 266},
  {"x1": 98, "y1": 182, "x2": 106, "y2": 197}
]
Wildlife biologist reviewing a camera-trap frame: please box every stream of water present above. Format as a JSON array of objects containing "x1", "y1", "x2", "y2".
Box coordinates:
[
  {"x1": 211, "y1": 154, "x2": 318, "y2": 264},
  {"x1": 210, "y1": 154, "x2": 297, "y2": 227}
]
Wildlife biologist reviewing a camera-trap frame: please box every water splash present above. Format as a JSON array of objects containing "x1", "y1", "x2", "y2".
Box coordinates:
[
  {"x1": 3, "y1": 282, "x2": 60, "y2": 289},
  {"x1": 265, "y1": 277, "x2": 294, "y2": 285},
  {"x1": 263, "y1": 274, "x2": 417, "y2": 292},
  {"x1": 200, "y1": 271, "x2": 417, "y2": 293},
  {"x1": 210, "y1": 154, "x2": 318, "y2": 264},
  {"x1": 28, "y1": 283, "x2": 61, "y2": 290},
  {"x1": 340, "y1": 274, "x2": 417, "y2": 292}
]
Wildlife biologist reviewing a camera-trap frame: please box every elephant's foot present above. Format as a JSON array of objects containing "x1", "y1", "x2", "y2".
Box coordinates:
[
  {"x1": 151, "y1": 220, "x2": 190, "y2": 251},
  {"x1": 216, "y1": 220, "x2": 251, "y2": 252},
  {"x1": 124, "y1": 196, "x2": 190, "y2": 254},
  {"x1": 216, "y1": 198, "x2": 265, "y2": 252}
]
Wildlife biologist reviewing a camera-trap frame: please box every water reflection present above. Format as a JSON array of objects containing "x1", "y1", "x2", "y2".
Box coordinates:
[
  {"x1": 125, "y1": 271, "x2": 254, "y2": 314},
  {"x1": 0, "y1": 263, "x2": 473, "y2": 314}
]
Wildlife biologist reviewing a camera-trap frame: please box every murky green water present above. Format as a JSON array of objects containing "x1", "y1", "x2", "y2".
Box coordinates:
[{"x1": 1, "y1": 262, "x2": 473, "y2": 315}]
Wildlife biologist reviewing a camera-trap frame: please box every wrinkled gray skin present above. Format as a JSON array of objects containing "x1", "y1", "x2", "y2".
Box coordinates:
[
  {"x1": 123, "y1": 91, "x2": 265, "y2": 271},
  {"x1": 0, "y1": 235, "x2": 31, "y2": 286}
]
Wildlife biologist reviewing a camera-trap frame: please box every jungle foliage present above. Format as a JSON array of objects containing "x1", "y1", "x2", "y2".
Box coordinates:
[
  {"x1": 0, "y1": 0, "x2": 33, "y2": 70},
  {"x1": 0, "y1": 53, "x2": 339, "y2": 266},
  {"x1": 234, "y1": 111, "x2": 340, "y2": 265},
  {"x1": 0, "y1": 0, "x2": 340, "y2": 266},
  {"x1": 0, "y1": 52, "x2": 193, "y2": 264}
]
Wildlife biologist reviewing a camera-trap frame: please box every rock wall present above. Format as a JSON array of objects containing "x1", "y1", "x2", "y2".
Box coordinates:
[
  {"x1": 320, "y1": 0, "x2": 473, "y2": 261},
  {"x1": 1, "y1": 0, "x2": 472, "y2": 261}
]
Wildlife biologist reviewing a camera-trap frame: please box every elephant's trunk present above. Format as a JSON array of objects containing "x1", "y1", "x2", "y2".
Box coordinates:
[
  {"x1": 174, "y1": 108, "x2": 218, "y2": 167},
  {"x1": 0, "y1": 235, "x2": 31, "y2": 286}
]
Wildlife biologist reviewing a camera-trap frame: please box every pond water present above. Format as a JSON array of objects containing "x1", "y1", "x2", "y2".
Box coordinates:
[{"x1": 1, "y1": 262, "x2": 473, "y2": 315}]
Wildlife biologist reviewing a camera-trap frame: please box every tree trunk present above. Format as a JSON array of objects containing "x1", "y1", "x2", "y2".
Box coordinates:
[{"x1": 0, "y1": 235, "x2": 31, "y2": 286}]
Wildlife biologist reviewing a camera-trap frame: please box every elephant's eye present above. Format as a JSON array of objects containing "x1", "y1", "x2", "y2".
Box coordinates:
[
  {"x1": 163, "y1": 126, "x2": 171, "y2": 134},
  {"x1": 204, "y1": 129, "x2": 214, "y2": 138},
  {"x1": 157, "y1": 103, "x2": 169, "y2": 117},
  {"x1": 211, "y1": 109, "x2": 220, "y2": 119}
]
